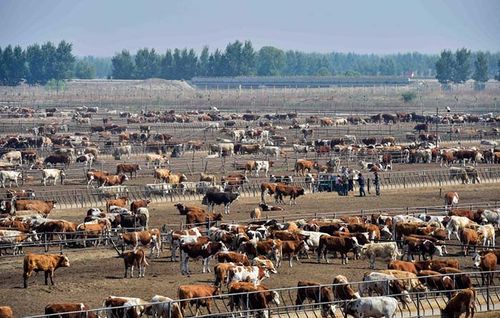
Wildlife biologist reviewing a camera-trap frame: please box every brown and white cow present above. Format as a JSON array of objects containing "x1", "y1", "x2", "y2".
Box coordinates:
[
  {"x1": 44, "y1": 303, "x2": 96, "y2": 318},
  {"x1": 120, "y1": 229, "x2": 161, "y2": 258},
  {"x1": 441, "y1": 288, "x2": 476, "y2": 318},
  {"x1": 103, "y1": 296, "x2": 149, "y2": 318},
  {"x1": 180, "y1": 241, "x2": 227, "y2": 275},
  {"x1": 123, "y1": 248, "x2": 149, "y2": 278},
  {"x1": 295, "y1": 280, "x2": 336, "y2": 318}
]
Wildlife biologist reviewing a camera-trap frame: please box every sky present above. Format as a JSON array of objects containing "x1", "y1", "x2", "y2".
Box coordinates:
[{"x1": 1, "y1": 0, "x2": 499, "y2": 57}]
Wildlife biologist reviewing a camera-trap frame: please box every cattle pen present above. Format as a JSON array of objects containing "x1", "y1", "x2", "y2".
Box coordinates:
[{"x1": 22, "y1": 270, "x2": 500, "y2": 318}]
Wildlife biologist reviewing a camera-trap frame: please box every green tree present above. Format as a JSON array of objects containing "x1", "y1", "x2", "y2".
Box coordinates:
[
  {"x1": 0, "y1": 47, "x2": 4, "y2": 85},
  {"x1": 111, "y1": 50, "x2": 135, "y2": 79},
  {"x1": 134, "y1": 48, "x2": 160, "y2": 79},
  {"x1": 224, "y1": 40, "x2": 243, "y2": 76},
  {"x1": 240, "y1": 41, "x2": 256, "y2": 75},
  {"x1": 40, "y1": 42, "x2": 57, "y2": 84},
  {"x1": 452, "y1": 48, "x2": 471, "y2": 84},
  {"x1": 160, "y1": 50, "x2": 174, "y2": 79},
  {"x1": 53, "y1": 41, "x2": 75, "y2": 81},
  {"x1": 472, "y1": 52, "x2": 488, "y2": 82},
  {"x1": 208, "y1": 49, "x2": 224, "y2": 76},
  {"x1": 435, "y1": 50, "x2": 454, "y2": 84},
  {"x1": 74, "y1": 60, "x2": 95, "y2": 79},
  {"x1": 197, "y1": 46, "x2": 209, "y2": 77},
  {"x1": 172, "y1": 48, "x2": 181, "y2": 79},
  {"x1": 257, "y1": 46, "x2": 285, "y2": 76},
  {"x1": 3, "y1": 45, "x2": 26, "y2": 86},
  {"x1": 26, "y1": 44, "x2": 45, "y2": 84},
  {"x1": 379, "y1": 58, "x2": 396, "y2": 75},
  {"x1": 495, "y1": 59, "x2": 500, "y2": 81}
]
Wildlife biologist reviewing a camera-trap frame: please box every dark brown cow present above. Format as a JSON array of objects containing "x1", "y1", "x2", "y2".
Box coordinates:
[
  {"x1": 437, "y1": 267, "x2": 472, "y2": 289},
  {"x1": 317, "y1": 235, "x2": 359, "y2": 264},
  {"x1": 123, "y1": 248, "x2": 149, "y2": 278},
  {"x1": 180, "y1": 241, "x2": 226, "y2": 275},
  {"x1": 23, "y1": 253, "x2": 70, "y2": 288},
  {"x1": 116, "y1": 163, "x2": 141, "y2": 178},
  {"x1": 332, "y1": 275, "x2": 359, "y2": 300},
  {"x1": 274, "y1": 184, "x2": 305, "y2": 205},
  {"x1": 295, "y1": 281, "x2": 336, "y2": 318},
  {"x1": 174, "y1": 203, "x2": 205, "y2": 215},
  {"x1": 417, "y1": 270, "x2": 455, "y2": 299}
]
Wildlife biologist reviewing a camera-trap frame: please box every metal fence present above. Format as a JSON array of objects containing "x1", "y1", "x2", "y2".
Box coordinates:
[{"x1": 24, "y1": 270, "x2": 500, "y2": 318}]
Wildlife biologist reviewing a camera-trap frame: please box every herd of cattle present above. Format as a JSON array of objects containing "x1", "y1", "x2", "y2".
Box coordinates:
[
  {"x1": 0, "y1": 106, "x2": 499, "y2": 317},
  {"x1": 0, "y1": 191, "x2": 499, "y2": 317}
]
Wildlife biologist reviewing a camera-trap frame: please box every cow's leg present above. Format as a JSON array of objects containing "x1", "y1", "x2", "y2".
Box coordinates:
[
  {"x1": 124, "y1": 265, "x2": 128, "y2": 278},
  {"x1": 44, "y1": 271, "x2": 49, "y2": 285}
]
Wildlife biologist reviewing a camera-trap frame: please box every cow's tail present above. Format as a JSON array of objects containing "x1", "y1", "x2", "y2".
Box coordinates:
[{"x1": 142, "y1": 251, "x2": 150, "y2": 267}]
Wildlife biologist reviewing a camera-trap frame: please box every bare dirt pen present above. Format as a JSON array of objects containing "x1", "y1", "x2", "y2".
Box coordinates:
[{"x1": 0, "y1": 183, "x2": 499, "y2": 317}]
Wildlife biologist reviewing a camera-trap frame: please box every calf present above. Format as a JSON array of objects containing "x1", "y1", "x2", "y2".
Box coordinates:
[
  {"x1": 23, "y1": 253, "x2": 70, "y2": 288},
  {"x1": 120, "y1": 230, "x2": 161, "y2": 258},
  {"x1": 123, "y1": 248, "x2": 149, "y2": 278},
  {"x1": 282, "y1": 240, "x2": 309, "y2": 267},
  {"x1": 295, "y1": 281, "x2": 336, "y2": 318}
]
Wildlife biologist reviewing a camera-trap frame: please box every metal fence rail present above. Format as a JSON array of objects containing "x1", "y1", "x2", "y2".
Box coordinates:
[{"x1": 24, "y1": 270, "x2": 500, "y2": 318}]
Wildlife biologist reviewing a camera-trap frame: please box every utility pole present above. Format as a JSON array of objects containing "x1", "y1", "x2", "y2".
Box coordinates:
[{"x1": 436, "y1": 107, "x2": 439, "y2": 147}]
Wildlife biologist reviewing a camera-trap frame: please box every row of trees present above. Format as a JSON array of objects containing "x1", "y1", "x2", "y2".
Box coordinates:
[
  {"x1": 0, "y1": 41, "x2": 101, "y2": 86},
  {"x1": 435, "y1": 48, "x2": 500, "y2": 87},
  {"x1": 1, "y1": 40, "x2": 500, "y2": 85}
]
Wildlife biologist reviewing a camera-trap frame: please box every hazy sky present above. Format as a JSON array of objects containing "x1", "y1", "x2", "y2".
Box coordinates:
[{"x1": 1, "y1": 0, "x2": 499, "y2": 56}]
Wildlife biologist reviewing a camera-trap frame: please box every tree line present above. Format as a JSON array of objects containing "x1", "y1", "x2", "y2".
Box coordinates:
[
  {"x1": 1, "y1": 40, "x2": 500, "y2": 86},
  {"x1": 435, "y1": 48, "x2": 500, "y2": 88}
]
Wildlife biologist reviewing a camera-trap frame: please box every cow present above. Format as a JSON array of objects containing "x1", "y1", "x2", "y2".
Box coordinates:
[
  {"x1": 146, "y1": 154, "x2": 169, "y2": 168},
  {"x1": 417, "y1": 270, "x2": 455, "y2": 298},
  {"x1": 217, "y1": 251, "x2": 250, "y2": 266},
  {"x1": 199, "y1": 172, "x2": 216, "y2": 184},
  {"x1": 2, "y1": 151, "x2": 22, "y2": 164},
  {"x1": 76, "y1": 153, "x2": 94, "y2": 167},
  {"x1": 281, "y1": 240, "x2": 309, "y2": 267},
  {"x1": 106, "y1": 197, "x2": 128, "y2": 212},
  {"x1": 177, "y1": 284, "x2": 220, "y2": 316},
  {"x1": 359, "y1": 272, "x2": 411, "y2": 305},
  {"x1": 41, "y1": 168, "x2": 65, "y2": 186},
  {"x1": 15, "y1": 199, "x2": 56, "y2": 216},
  {"x1": 262, "y1": 146, "x2": 280, "y2": 159},
  {"x1": 295, "y1": 281, "x2": 336, "y2": 318},
  {"x1": 44, "y1": 154, "x2": 71, "y2": 167},
  {"x1": 479, "y1": 209, "x2": 500, "y2": 228},
  {"x1": 103, "y1": 296, "x2": 149, "y2": 318},
  {"x1": 228, "y1": 282, "x2": 280, "y2": 318},
  {"x1": 214, "y1": 262, "x2": 238, "y2": 288},
  {"x1": 0, "y1": 229, "x2": 33, "y2": 255},
  {"x1": 180, "y1": 241, "x2": 227, "y2": 275},
  {"x1": 44, "y1": 303, "x2": 96, "y2": 318},
  {"x1": 23, "y1": 253, "x2": 70, "y2": 288},
  {"x1": 388, "y1": 260, "x2": 418, "y2": 274},
  {"x1": 165, "y1": 227, "x2": 202, "y2": 262},
  {"x1": 86, "y1": 170, "x2": 109, "y2": 188},
  {"x1": 186, "y1": 211, "x2": 222, "y2": 227},
  {"x1": 345, "y1": 296, "x2": 398, "y2": 318},
  {"x1": 473, "y1": 252, "x2": 497, "y2": 286},
  {"x1": 77, "y1": 219, "x2": 111, "y2": 247},
  {"x1": 117, "y1": 164, "x2": 141, "y2": 178},
  {"x1": 378, "y1": 270, "x2": 428, "y2": 293},
  {"x1": 359, "y1": 242, "x2": 401, "y2": 269},
  {"x1": 444, "y1": 191, "x2": 459, "y2": 209},
  {"x1": 120, "y1": 230, "x2": 161, "y2": 258},
  {"x1": 476, "y1": 224, "x2": 496, "y2": 248},
  {"x1": 174, "y1": 203, "x2": 205, "y2": 215},
  {"x1": 317, "y1": 235, "x2": 360, "y2": 265},
  {"x1": 130, "y1": 199, "x2": 150, "y2": 213},
  {"x1": 227, "y1": 265, "x2": 271, "y2": 286},
  {"x1": 274, "y1": 184, "x2": 305, "y2": 205},
  {"x1": 249, "y1": 160, "x2": 272, "y2": 177},
  {"x1": 0, "y1": 171, "x2": 22, "y2": 188},
  {"x1": 123, "y1": 248, "x2": 149, "y2": 278},
  {"x1": 113, "y1": 145, "x2": 132, "y2": 159},
  {"x1": 440, "y1": 288, "x2": 476, "y2": 318},
  {"x1": 102, "y1": 174, "x2": 128, "y2": 186},
  {"x1": 437, "y1": 267, "x2": 473, "y2": 290},
  {"x1": 147, "y1": 295, "x2": 183, "y2": 318},
  {"x1": 154, "y1": 168, "x2": 172, "y2": 183},
  {"x1": 332, "y1": 275, "x2": 360, "y2": 300},
  {"x1": 295, "y1": 159, "x2": 317, "y2": 176},
  {"x1": 202, "y1": 192, "x2": 239, "y2": 214},
  {"x1": 446, "y1": 216, "x2": 479, "y2": 241},
  {"x1": 260, "y1": 182, "x2": 279, "y2": 204}
]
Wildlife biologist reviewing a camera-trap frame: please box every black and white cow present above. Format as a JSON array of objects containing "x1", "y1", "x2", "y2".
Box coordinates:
[{"x1": 202, "y1": 192, "x2": 239, "y2": 214}]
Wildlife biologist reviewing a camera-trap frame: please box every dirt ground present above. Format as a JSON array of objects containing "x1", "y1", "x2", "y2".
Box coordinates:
[{"x1": 0, "y1": 183, "x2": 499, "y2": 316}]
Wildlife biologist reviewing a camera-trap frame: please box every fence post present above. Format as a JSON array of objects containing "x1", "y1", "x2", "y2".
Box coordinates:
[
  {"x1": 44, "y1": 233, "x2": 48, "y2": 252},
  {"x1": 416, "y1": 292, "x2": 421, "y2": 318},
  {"x1": 486, "y1": 284, "x2": 490, "y2": 311}
]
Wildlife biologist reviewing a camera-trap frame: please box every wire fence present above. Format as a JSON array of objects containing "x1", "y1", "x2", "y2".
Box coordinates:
[{"x1": 24, "y1": 270, "x2": 500, "y2": 318}]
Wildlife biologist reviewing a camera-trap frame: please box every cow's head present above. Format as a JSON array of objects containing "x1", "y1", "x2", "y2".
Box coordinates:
[
  {"x1": 58, "y1": 255, "x2": 71, "y2": 268},
  {"x1": 472, "y1": 253, "x2": 481, "y2": 268}
]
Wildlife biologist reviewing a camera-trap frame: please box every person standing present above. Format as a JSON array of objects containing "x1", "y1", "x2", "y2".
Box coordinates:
[
  {"x1": 373, "y1": 171, "x2": 381, "y2": 196},
  {"x1": 357, "y1": 173, "x2": 366, "y2": 197}
]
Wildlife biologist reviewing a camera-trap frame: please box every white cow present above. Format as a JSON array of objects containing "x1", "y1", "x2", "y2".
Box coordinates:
[
  {"x1": 345, "y1": 296, "x2": 398, "y2": 318},
  {"x1": 293, "y1": 144, "x2": 310, "y2": 153},
  {"x1": 227, "y1": 265, "x2": 270, "y2": 286},
  {"x1": 217, "y1": 142, "x2": 235, "y2": 157},
  {"x1": 477, "y1": 224, "x2": 496, "y2": 248},
  {"x1": 262, "y1": 146, "x2": 280, "y2": 159},
  {"x1": 446, "y1": 216, "x2": 479, "y2": 240},
  {"x1": 0, "y1": 170, "x2": 22, "y2": 188},
  {"x1": 148, "y1": 295, "x2": 183, "y2": 318},
  {"x1": 232, "y1": 129, "x2": 245, "y2": 141},
  {"x1": 359, "y1": 272, "x2": 411, "y2": 305},
  {"x1": 1, "y1": 151, "x2": 22, "y2": 164},
  {"x1": 113, "y1": 145, "x2": 132, "y2": 159},
  {"x1": 146, "y1": 154, "x2": 169, "y2": 168},
  {"x1": 481, "y1": 209, "x2": 500, "y2": 228},
  {"x1": 104, "y1": 296, "x2": 149, "y2": 318},
  {"x1": 42, "y1": 169, "x2": 66, "y2": 186},
  {"x1": 360, "y1": 242, "x2": 401, "y2": 269},
  {"x1": 254, "y1": 160, "x2": 272, "y2": 177}
]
